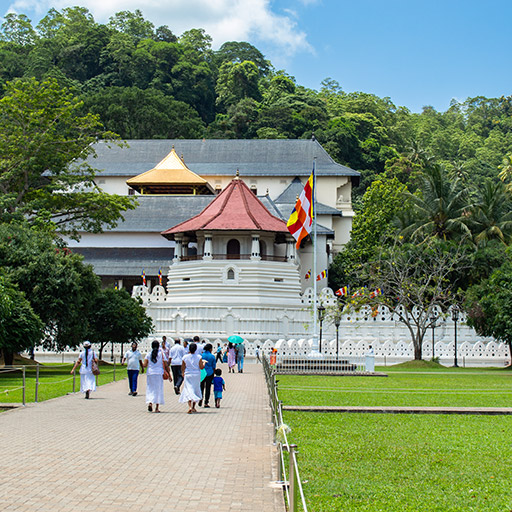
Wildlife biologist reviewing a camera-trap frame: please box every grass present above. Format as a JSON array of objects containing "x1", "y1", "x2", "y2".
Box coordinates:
[
  {"x1": 277, "y1": 365, "x2": 512, "y2": 408},
  {"x1": 0, "y1": 361, "x2": 127, "y2": 404},
  {"x1": 278, "y1": 366, "x2": 512, "y2": 511}
]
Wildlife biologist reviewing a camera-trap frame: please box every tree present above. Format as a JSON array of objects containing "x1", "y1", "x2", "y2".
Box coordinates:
[
  {"x1": 329, "y1": 177, "x2": 409, "y2": 290},
  {"x1": 0, "y1": 275, "x2": 44, "y2": 365},
  {"x1": 215, "y1": 41, "x2": 270, "y2": 77},
  {"x1": 0, "y1": 77, "x2": 135, "y2": 238},
  {"x1": 216, "y1": 60, "x2": 261, "y2": 111},
  {"x1": 108, "y1": 10, "x2": 154, "y2": 40},
  {"x1": 0, "y1": 223, "x2": 101, "y2": 350},
  {"x1": 87, "y1": 288, "x2": 154, "y2": 359},
  {"x1": 0, "y1": 13, "x2": 38, "y2": 46},
  {"x1": 352, "y1": 240, "x2": 468, "y2": 360},
  {"x1": 469, "y1": 179, "x2": 512, "y2": 246},
  {"x1": 401, "y1": 164, "x2": 472, "y2": 242},
  {"x1": 466, "y1": 256, "x2": 512, "y2": 360}
]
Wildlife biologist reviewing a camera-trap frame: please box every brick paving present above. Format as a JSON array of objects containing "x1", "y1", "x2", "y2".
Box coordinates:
[{"x1": 0, "y1": 363, "x2": 284, "y2": 512}]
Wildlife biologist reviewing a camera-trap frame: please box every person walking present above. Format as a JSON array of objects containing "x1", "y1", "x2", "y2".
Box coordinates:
[
  {"x1": 143, "y1": 340, "x2": 170, "y2": 413},
  {"x1": 193, "y1": 336, "x2": 204, "y2": 355},
  {"x1": 215, "y1": 343, "x2": 223, "y2": 363},
  {"x1": 161, "y1": 335, "x2": 171, "y2": 363},
  {"x1": 213, "y1": 368, "x2": 225, "y2": 408},
  {"x1": 236, "y1": 342, "x2": 245, "y2": 373},
  {"x1": 179, "y1": 342, "x2": 205, "y2": 414},
  {"x1": 199, "y1": 343, "x2": 216, "y2": 408},
  {"x1": 70, "y1": 341, "x2": 98, "y2": 399},
  {"x1": 122, "y1": 342, "x2": 144, "y2": 396},
  {"x1": 255, "y1": 345, "x2": 261, "y2": 363},
  {"x1": 227, "y1": 342, "x2": 236, "y2": 373},
  {"x1": 169, "y1": 338, "x2": 185, "y2": 395}
]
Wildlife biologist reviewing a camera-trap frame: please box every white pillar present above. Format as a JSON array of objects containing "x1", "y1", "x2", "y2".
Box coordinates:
[
  {"x1": 286, "y1": 236, "x2": 297, "y2": 264},
  {"x1": 174, "y1": 235, "x2": 182, "y2": 262},
  {"x1": 203, "y1": 233, "x2": 213, "y2": 260},
  {"x1": 251, "y1": 233, "x2": 261, "y2": 260}
]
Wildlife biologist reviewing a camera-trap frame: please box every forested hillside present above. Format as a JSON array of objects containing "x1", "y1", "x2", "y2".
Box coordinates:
[{"x1": 1, "y1": 6, "x2": 512, "y2": 201}]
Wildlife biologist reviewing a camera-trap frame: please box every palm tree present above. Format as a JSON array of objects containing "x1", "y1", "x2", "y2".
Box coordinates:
[
  {"x1": 469, "y1": 179, "x2": 512, "y2": 246},
  {"x1": 401, "y1": 164, "x2": 472, "y2": 242}
]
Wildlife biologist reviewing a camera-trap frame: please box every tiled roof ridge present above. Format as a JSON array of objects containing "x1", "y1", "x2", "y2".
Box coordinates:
[{"x1": 238, "y1": 179, "x2": 263, "y2": 230}]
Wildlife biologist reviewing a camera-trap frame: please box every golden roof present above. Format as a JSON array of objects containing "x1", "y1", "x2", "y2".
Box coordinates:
[{"x1": 126, "y1": 148, "x2": 213, "y2": 194}]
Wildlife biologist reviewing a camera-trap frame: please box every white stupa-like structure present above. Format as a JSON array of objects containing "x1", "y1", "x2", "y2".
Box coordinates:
[{"x1": 135, "y1": 172, "x2": 311, "y2": 339}]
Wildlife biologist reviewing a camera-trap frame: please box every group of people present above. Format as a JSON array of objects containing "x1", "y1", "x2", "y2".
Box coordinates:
[
  {"x1": 219, "y1": 341, "x2": 246, "y2": 373},
  {"x1": 72, "y1": 336, "x2": 234, "y2": 414}
]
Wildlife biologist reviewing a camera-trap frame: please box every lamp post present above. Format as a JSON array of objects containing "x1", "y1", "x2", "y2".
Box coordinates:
[
  {"x1": 317, "y1": 304, "x2": 326, "y2": 353},
  {"x1": 334, "y1": 314, "x2": 341, "y2": 362},
  {"x1": 429, "y1": 312, "x2": 437, "y2": 359},
  {"x1": 451, "y1": 305, "x2": 460, "y2": 367}
]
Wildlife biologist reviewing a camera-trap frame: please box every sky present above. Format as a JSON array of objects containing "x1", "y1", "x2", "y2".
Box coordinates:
[{"x1": 1, "y1": 0, "x2": 511, "y2": 113}]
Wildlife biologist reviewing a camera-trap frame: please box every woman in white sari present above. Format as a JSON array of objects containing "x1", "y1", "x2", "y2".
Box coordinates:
[
  {"x1": 70, "y1": 341, "x2": 98, "y2": 399},
  {"x1": 179, "y1": 342, "x2": 205, "y2": 414},
  {"x1": 143, "y1": 340, "x2": 169, "y2": 413}
]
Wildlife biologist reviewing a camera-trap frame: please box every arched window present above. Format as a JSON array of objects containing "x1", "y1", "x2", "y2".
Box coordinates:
[
  {"x1": 227, "y1": 239, "x2": 240, "y2": 259},
  {"x1": 227, "y1": 268, "x2": 235, "y2": 280}
]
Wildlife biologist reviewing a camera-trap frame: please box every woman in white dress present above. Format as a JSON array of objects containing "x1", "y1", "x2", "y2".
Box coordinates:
[
  {"x1": 70, "y1": 341, "x2": 98, "y2": 399},
  {"x1": 143, "y1": 340, "x2": 170, "y2": 413},
  {"x1": 179, "y1": 342, "x2": 205, "y2": 414}
]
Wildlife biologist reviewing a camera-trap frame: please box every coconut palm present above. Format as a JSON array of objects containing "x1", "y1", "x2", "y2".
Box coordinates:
[
  {"x1": 469, "y1": 179, "x2": 512, "y2": 246},
  {"x1": 401, "y1": 164, "x2": 472, "y2": 242}
]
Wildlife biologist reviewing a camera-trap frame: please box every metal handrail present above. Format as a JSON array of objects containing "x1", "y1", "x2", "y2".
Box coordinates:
[{"x1": 263, "y1": 355, "x2": 308, "y2": 512}]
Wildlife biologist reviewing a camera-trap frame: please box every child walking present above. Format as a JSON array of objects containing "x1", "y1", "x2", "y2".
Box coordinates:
[{"x1": 213, "y1": 368, "x2": 225, "y2": 408}]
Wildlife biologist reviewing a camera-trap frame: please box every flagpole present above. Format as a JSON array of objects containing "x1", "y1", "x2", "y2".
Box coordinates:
[{"x1": 311, "y1": 157, "x2": 319, "y2": 354}]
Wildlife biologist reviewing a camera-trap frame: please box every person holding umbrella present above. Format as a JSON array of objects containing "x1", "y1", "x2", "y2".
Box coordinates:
[{"x1": 228, "y1": 335, "x2": 245, "y2": 373}]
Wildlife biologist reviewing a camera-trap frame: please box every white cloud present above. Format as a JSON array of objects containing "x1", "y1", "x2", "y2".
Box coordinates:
[{"x1": 6, "y1": 0, "x2": 313, "y2": 59}]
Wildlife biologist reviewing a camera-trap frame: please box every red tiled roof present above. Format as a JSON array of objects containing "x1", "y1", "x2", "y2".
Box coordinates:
[{"x1": 161, "y1": 177, "x2": 288, "y2": 236}]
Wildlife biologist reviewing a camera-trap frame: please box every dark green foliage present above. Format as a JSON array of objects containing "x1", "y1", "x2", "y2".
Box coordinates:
[{"x1": 87, "y1": 288, "x2": 154, "y2": 358}]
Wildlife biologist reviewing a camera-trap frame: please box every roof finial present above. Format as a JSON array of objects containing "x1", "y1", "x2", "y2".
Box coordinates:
[
  {"x1": 311, "y1": 132, "x2": 316, "y2": 141},
  {"x1": 266, "y1": 188, "x2": 269, "y2": 195},
  {"x1": 181, "y1": 153, "x2": 184, "y2": 162},
  {"x1": 172, "y1": 144, "x2": 175, "y2": 149},
  {"x1": 235, "y1": 168, "x2": 240, "y2": 179}
]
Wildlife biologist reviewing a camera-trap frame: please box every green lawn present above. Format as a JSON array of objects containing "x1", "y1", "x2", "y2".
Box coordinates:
[
  {"x1": 278, "y1": 366, "x2": 512, "y2": 511},
  {"x1": 0, "y1": 362, "x2": 127, "y2": 403},
  {"x1": 278, "y1": 367, "x2": 512, "y2": 408}
]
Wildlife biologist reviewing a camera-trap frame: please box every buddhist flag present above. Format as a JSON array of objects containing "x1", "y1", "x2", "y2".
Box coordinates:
[
  {"x1": 370, "y1": 288, "x2": 382, "y2": 299},
  {"x1": 158, "y1": 268, "x2": 163, "y2": 286},
  {"x1": 336, "y1": 286, "x2": 348, "y2": 296},
  {"x1": 316, "y1": 270, "x2": 327, "y2": 281},
  {"x1": 287, "y1": 173, "x2": 314, "y2": 249},
  {"x1": 305, "y1": 269, "x2": 311, "y2": 280},
  {"x1": 141, "y1": 269, "x2": 146, "y2": 286}
]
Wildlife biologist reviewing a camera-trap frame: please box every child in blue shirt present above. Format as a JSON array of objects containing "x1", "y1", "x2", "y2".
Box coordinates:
[{"x1": 213, "y1": 368, "x2": 225, "y2": 408}]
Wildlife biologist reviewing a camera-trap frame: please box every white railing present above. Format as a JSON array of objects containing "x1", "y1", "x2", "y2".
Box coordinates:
[{"x1": 263, "y1": 355, "x2": 308, "y2": 512}]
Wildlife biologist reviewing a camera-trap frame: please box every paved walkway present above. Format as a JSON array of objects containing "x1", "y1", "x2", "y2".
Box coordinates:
[{"x1": 0, "y1": 363, "x2": 284, "y2": 512}]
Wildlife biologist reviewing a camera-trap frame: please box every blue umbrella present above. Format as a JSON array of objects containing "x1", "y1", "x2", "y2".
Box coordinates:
[{"x1": 228, "y1": 335, "x2": 244, "y2": 344}]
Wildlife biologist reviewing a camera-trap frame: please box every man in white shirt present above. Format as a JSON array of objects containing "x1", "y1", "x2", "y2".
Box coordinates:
[
  {"x1": 122, "y1": 342, "x2": 144, "y2": 396},
  {"x1": 169, "y1": 339, "x2": 186, "y2": 394},
  {"x1": 193, "y1": 335, "x2": 204, "y2": 355}
]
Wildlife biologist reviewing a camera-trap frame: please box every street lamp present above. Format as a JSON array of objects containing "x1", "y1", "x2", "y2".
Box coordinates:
[
  {"x1": 451, "y1": 305, "x2": 460, "y2": 367},
  {"x1": 334, "y1": 313, "x2": 341, "y2": 362},
  {"x1": 429, "y1": 312, "x2": 437, "y2": 359},
  {"x1": 317, "y1": 304, "x2": 326, "y2": 353}
]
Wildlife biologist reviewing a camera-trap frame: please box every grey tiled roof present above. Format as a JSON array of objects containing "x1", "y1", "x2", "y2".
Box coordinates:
[
  {"x1": 84, "y1": 139, "x2": 360, "y2": 178},
  {"x1": 72, "y1": 248, "x2": 172, "y2": 276},
  {"x1": 110, "y1": 196, "x2": 214, "y2": 232},
  {"x1": 103, "y1": 194, "x2": 287, "y2": 233},
  {"x1": 274, "y1": 177, "x2": 342, "y2": 217}
]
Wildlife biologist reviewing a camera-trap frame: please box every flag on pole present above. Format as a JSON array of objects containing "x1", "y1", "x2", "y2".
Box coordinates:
[
  {"x1": 287, "y1": 173, "x2": 314, "y2": 249},
  {"x1": 141, "y1": 269, "x2": 146, "y2": 286},
  {"x1": 352, "y1": 287, "x2": 365, "y2": 298},
  {"x1": 336, "y1": 286, "x2": 348, "y2": 296},
  {"x1": 369, "y1": 288, "x2": 382, "y2": 299},
  {"x1": 305, "y1": 269, "x2": 311, "y2": 280},
  {"x1": 158, "y1": 268, "x2": 163, "y2": 286},
  {"x1": 316, "y1": 270, "x2": 327, "y2": 281}
]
